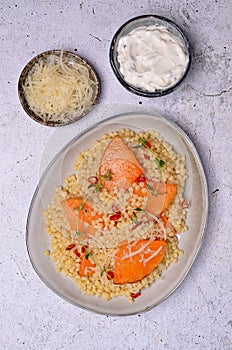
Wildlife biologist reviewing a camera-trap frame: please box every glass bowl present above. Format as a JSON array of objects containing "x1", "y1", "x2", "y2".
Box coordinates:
[
  {"x1": 109, "y1": 15, "x2": 191, "y2": 97},
  {"x1": 18, "y1": 50, "x2": 100, "y2": 126}
]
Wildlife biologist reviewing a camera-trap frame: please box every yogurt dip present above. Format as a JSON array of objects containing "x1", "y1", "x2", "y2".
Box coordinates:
[{"x1": 117, "y1": 25, "x2": 189, "y2": 92}]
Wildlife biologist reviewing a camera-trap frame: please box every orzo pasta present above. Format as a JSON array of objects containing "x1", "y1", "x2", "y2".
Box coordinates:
[{"x1": 44, "y1": 128, "x2": 188, "y2": 302}]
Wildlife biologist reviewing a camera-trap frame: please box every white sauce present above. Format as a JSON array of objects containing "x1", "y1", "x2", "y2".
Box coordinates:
[{"x1": 117, "y1": 25, "x2": 189, "y2": 92}]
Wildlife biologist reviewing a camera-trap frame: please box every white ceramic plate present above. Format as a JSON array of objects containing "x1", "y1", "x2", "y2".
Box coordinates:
[{"x1": 26, "y1": 113, "x2": 208, "y2": 315}]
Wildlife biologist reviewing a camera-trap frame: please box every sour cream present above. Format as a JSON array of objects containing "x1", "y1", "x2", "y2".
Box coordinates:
[{"x1": 117, "y1": 25, "x2": 189, "y2": 92}]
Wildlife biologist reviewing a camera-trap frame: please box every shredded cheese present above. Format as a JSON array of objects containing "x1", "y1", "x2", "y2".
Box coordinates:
[
  {"x1": 121, "y1": 239, "x2": 155, "y2": 260},
  {"x1": 143, "y1": 246, "x2": 163, "y2": 264},
  {"x1": 23, "y1": 52, "x2": 97, "y2": 123},
  {"x1": 84, "y1": 266, "x2": 96, "y2": 274},
  {"x1": 144, "y1": 210, "x2": 167, "y2": 240}
]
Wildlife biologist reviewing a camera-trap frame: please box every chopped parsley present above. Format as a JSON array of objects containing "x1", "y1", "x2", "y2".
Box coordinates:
[
  {"x1": 85, "y1": 251, "x2": 93, "y2": 260},
  {"x1": 155, "y1": 158, "x2": 165, "y2": 170},
  {"x1": 100, "y1": 269, "x2": 106, "y2": 277},
  {"x1": 101, "y1": 169, "x2": 113, "y2": 181},
  {"x1": 146, "y1": 183, "x2": 158, "y2": 197},
  {"x1": 134, "y1": 207, "x2": 143, "y2": 212},
  {"x1": 73, "y1": 202, "x2": 84, "y2": 212},
  {"x1": 130, "y1": 208, "x2": 143, "y2": 224}
]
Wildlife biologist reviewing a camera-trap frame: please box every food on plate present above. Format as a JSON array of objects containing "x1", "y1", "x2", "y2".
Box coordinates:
[
  {"x1": 22, "y1": 51, "x2": 97, "y2": 124},
  {"x1": 117, "y1": 25, "x2": 189, "y2": 92},
  {"x1": 62, "y1": 198, "x2": 102, "y2": 235},
  {"x1": 44, "y1": 128, "x2": 189, "y2": 302},
  {"x1": 113, "y1": 240, "x2": 167, "y2": 284},
  {"x1": 99, "y1": 135, "x2": 144, "y2": 190},
  {"x1": 144, "y1": 181, "x2": 177, "y2": 216}
]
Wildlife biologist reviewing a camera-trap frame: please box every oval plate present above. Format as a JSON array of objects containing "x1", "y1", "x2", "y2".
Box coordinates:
[{"x1": 26, "y1": 113, "x2": 208, "y2": 315}]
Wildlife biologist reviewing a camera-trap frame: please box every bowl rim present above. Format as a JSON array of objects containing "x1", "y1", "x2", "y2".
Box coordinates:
[
  {"x1": 109, "y1": 14, "x2": 192, "y2": 97},
  {"x1": 18, "y1": 50, "x2": 100, "y2": 127}
]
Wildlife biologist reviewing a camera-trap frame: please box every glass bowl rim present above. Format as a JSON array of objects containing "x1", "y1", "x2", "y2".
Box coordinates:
[{"x1": 109, "y1": 14, "x2": 192, "y2": 97}]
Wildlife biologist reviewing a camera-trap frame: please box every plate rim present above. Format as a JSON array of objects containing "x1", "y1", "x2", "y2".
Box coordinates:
[{"x1": 26, "y1": 112, "x2": 209, "y2": 316}]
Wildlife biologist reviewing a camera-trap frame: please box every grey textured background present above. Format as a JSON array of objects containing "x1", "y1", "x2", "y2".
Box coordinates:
[{"x1": 0, "y1": 1, "x2": 231, "y2": 349}]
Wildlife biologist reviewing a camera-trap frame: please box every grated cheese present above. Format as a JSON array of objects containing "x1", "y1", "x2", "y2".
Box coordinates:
[
  {"x1": 121, "y1": 239, "x2": 155, "y2": 260},
  {"x1": 23, "y1": 52, "x2": 97, "y2": 123},
  {"x1": 144, "y1": 246, "x2": 163, "y2": 264},
  {"x1": 144, "y1": 210, "x2": 167, "y2": 240}
]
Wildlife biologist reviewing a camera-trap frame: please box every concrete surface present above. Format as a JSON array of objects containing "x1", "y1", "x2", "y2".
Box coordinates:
[{"x1": 0, "y1": 0, "x2": 231, "y2": 349}]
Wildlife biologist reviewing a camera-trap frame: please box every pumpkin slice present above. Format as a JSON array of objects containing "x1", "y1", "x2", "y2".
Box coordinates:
[
  {"x1": 161, "y1": 215, "x2": 176, "y2": 235},
  {"x1": 99, "y1": 135, "x2": 144, "y2": 191},
  {"x1": 133, "y1": 180, "x2": 177, "y2": 217},
  {"x1": 62, "y1": 198, "x2": 102, "y2": 236},
  {"x1": 113, "y1": 239, "x2": 166, "y2": 284},
  {"x1": 79, "y1": 253, "x2": 96, "y2": 277},
  {"x1": 145, "y1": 181, "x2": 177, "y2": 216}
]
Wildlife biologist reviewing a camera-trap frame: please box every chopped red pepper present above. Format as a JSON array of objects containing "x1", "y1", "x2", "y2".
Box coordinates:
[
  {"x1": 109, "y1": 213, "x2": 121, "y2": 221},
  {"x1": 88, "y1": 176, "x2": 98, "y2": 185},
  {"x1": 73, "y1": 249, "x2": 81, "y2": 258},
  {"x1": 145, "y1": 141, "x2": 152, "y2": 149},
  {"x1": 106, "y1": 271, "x2": 114, "y2": 280},
  {"x1": 130, "y1": 292, "x2": 141, "y2": 299},
  {"x1": 81, "y1": 245, "x2": 88, "y2": 253},
  {"x1": 135, "y1": 174, "x2": 146, "y2": 183},
  {"x1": 65, "y1": 243, "x2": 76, "y2": 250}
]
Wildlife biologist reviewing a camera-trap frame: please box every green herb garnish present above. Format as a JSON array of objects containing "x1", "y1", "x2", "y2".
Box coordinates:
[
  {"x1": 155, "y1": 158, "x2": 165, "y2": 170},
  {"x1": 88, "y1": 181, "x2": 103, "y2": 192},
  {"x1": 100, "y1": 269, "x2": 106, "y2": 277},
  {"x1": 146, "y1": 183, "x2": 158, "y2": 197},
  {"x1": 73, "y1": 203, "x2": 84, "y2": 212},
  {"x1": 75, "y1": 230, "x2": 82, "y2": 236},
  {"x1": 133, "y1": 138, "x2": 165, "y2": 171},
  {"x1": 134, "y1": 207, "x2": 143, "y2": 212},
  {"x1": 95, "y1": 182, "x2": 103, "y2": 192},
  {"x1": 130, "y1": 213, "x2": 138, "y2": 224},
  {"x1": 101, "y1": 169, "x2": 113, "y2": 181},
  {"x1": 88, "y1": 170, "x2": 112, "y2": 193},
  {"x1": 88, "y1": 184, "x2": 95, "y2": 189},
  {"x1": 130, "y1": 208, "x2": 143, "y2": 224},
  {"x1": 139, "y1": 137, "x2": 148, "y2": 147},
  {"x1": 85, "y1": 251, "x2": 93, "y2": 260}
]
